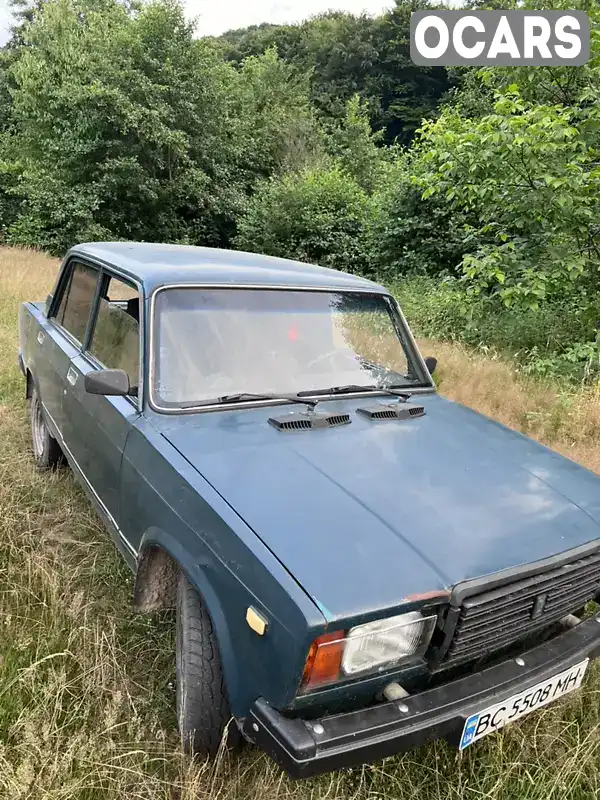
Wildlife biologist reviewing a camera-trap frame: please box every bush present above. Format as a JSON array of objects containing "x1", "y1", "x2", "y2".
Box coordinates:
[
  {"x1": 235, "y1": 164, "x2": 372, "y2": 274},
  {"x1": 394, "y1": 275, "x2": 600, "y2": 384},
  {"x1": 368, "y1": 157, "x2": 471, "y2": 279},
  {"x1": 392, "y1": 275, "x2": 472, "y2": 340}
]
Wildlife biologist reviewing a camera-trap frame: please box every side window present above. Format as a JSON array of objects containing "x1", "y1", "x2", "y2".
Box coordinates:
[
  {"x1": 53, "y1": 261, "x2": 99, "y2": 343},
  {"x1": 88, "y1": 274, "x2": 140, "y2": 391}
]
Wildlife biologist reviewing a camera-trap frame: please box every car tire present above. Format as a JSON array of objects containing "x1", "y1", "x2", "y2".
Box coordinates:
[
  {"x1": 29, "y1": 387, "x2": 64, "y2": 470},
  {"x1": 176, "y1": 571, "x2": 240, "y2": 756}
]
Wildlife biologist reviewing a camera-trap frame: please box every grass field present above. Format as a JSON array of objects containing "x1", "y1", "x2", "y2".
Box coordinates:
[{"x1": 1, "y1": 246, "x2": 600, "y2": 799}]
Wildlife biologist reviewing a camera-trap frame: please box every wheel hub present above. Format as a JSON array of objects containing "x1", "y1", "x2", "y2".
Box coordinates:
[{"x1": 32, "y1": 399, "x2": 46, "y2": 458}]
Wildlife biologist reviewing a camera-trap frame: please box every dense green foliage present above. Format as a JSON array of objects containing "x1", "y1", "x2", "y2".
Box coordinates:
[
  {"x1": 0, "y1": 0, "x2": 445, "y2": 251},
  {"x1": 400, "y1": 15, "x2": 600, "y2": 382},
  {"x1": 416, "y1": 93, "x2": 600, "y2": 311},
  {"x1": 395, "y1": 276, "x2": 600, "y2": 382},
  {"x1": 0, "y1": 1, "x2": 323, "y2": 252},
  {"x1": 236, "y1": 165, "x2": 371, "y2": 273},
  {"x1": 367, "y1": 156, "x2": 472, "y2": 278},
  {"x1": 217, "y1": 4, "x2": 451, "y2": 145},
  {"x1": 0, "y1": 0, "x2": 599, "y2": 383}
]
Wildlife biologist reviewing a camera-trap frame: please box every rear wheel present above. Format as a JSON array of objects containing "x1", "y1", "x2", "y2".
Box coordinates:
[
  {"x1": 176, "y1": 572, "x2": 240, "y2": 756},
  {"x1": 29, "y1": 387, "x2": 63, "y2": 470}
]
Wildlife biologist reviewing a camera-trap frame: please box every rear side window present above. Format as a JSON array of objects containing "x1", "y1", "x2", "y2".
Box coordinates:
[
  {"x1": 53, "y1": 261, "x2": 99, "y2": 343},
  {"x1": 88, "y1": 274, "x2": 140, "y2": 390}
]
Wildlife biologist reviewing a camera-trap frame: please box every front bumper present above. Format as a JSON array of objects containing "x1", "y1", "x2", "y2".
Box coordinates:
[{"x1": 244, "y1": 614, "x2": 600, "y2": 778}]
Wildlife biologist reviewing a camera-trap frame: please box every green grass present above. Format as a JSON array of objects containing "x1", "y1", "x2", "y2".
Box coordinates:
[{"x1": 1, "y1": 247, "x2": 600, "y2": 798}]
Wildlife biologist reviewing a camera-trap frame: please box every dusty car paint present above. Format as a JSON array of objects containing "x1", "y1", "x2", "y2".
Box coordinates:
[{"x1": 155, "y1": 393, "x2": 600, "y2": 623}]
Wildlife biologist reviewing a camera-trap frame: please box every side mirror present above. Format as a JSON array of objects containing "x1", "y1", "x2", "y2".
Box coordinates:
[
  {"x1": 85, "y1": 369, "x2": 130, "y2": 397},
  {"x1": 425, "y1": 356, "x2": 438, "y2": 377}
]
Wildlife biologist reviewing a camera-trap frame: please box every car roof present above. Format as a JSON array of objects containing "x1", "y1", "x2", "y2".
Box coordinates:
[{"x1": 68, "y1": 242, "x2": 387, "y2": 295}]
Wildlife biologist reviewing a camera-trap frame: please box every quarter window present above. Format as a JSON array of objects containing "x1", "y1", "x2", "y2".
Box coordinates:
[
  {"x1": 53, "y1": 261, "x2": 99, "y2": 343},
  {"x1": 88, "y1": 274, "x2": 140, "y2": 391}
]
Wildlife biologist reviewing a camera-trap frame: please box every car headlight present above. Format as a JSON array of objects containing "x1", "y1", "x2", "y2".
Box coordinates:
[
  {"x1": 341, "y1": 612, "x2": 436, "y2": 676},
  {"x1": 301, "y1": 611, "x2": 436, "y2": 691}
]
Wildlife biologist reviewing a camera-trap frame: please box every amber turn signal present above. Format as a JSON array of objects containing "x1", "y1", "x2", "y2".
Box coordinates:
[{"x1": 301, "y1": 630, "x2": 346, "y2": 690}]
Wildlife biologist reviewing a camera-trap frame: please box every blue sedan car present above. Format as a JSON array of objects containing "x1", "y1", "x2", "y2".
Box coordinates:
[{"x1": 18, "y1": 243, "x2": 600, "y2": 777}]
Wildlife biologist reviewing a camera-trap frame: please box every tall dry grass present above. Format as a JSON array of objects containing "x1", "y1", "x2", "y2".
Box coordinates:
[{"x1": 0, "y1": 245, "x2": 600, "y2": 799}]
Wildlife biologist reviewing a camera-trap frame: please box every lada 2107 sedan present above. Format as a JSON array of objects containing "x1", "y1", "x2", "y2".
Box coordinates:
[{"x1": 18, "y1": 242, "x2": 600, "y2": 777}]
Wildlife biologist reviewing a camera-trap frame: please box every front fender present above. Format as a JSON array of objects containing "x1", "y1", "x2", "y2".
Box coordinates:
[
  {"x1": 136, "y1": 526, "x2": 240, "y2": 714},
  {"x1": 123, "y1": 417, "x2": 327, "y2": 717}
]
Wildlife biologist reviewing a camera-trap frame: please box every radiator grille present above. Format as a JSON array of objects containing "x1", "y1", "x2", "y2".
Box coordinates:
[{"x1": 443, "y1": 551, "x2": 600, "y2": 667}]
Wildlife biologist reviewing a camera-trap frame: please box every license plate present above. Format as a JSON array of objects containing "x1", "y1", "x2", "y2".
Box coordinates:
[{"x1": 459, "y1": 659, "x2": 589, "y2": 750}]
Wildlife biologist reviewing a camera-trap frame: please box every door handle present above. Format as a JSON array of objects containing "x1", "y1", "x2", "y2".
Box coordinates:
[
  {"x1": 66, "y1": 367, "x2": 78, "y2": 386},
  {"x1": 36, "y1": 331, "x2": 45, "y2": 345}
]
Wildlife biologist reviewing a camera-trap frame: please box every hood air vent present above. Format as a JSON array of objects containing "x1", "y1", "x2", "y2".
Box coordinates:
[
  {"x1": 357, "y1": 403, "x2": 426, "y2": 421},
  {"x1": 268, "y1": 410, "x2": 351, "y2": 431}
]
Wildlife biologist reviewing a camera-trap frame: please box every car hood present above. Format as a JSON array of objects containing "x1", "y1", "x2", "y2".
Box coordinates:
[{"x1": 160, "y1": 394, "x2": 600, "y2": 623}]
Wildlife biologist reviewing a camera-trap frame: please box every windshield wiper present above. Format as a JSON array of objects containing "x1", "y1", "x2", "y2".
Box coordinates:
[
  {"x1": 179, "y1": 392, "x2": 320, "y2": 409},
  {"x1": 298, "y1": 384, "x2": 413, "y2": 400},
  {"x1": 178, "y1": 384, "x2": 414, "y2": 410}
]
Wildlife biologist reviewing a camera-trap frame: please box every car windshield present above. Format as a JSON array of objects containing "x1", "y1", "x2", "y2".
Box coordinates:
[{"x1": 152, "y1": 288, "x2": 430, "y2": 408}]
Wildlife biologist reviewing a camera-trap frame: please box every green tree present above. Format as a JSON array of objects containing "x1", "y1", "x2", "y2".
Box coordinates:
[
  {"x1": 3, "y1": 0, "x2": 320, "y2": 252},
  {"x1": 415, "y1": 89, "x2": 600, "y2": 310},
  {"x1": 6, "y1": 0, "x2": 230, "y2": 249},
  {"x1": 219, "y1": 12, "x2": 379, "y2": 122},
  {"x1": 326, "y1": 95, "x2": 386, "y2": 191},
  {"x1": 449, "y1": 0, "x2": 599, "y2": 114},
  {"x1": 232, "y1": 47, "x2": 322, "y2": 179},
  {"x1": 368, "y1": 0, "x2": 451, "y2": 144},
  {"x1": 6, "y1": 0, "x2": 46, "y2": 47},
  {"x1": 218, "y1": 2, "x2": 451, "y2": 145}
]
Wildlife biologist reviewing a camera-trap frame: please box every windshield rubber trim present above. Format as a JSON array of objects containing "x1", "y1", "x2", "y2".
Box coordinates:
[{"x1": 146, "y1": 283, "x2": 436, "y2": 415}]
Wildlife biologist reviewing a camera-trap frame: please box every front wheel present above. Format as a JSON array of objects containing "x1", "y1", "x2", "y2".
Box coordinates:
[
  {"x1": 29, "y1": 387, "x2": 64, "y2": 470},
  {"x1": 176, "y1": 572, "x2": 240, "y2": 756}
]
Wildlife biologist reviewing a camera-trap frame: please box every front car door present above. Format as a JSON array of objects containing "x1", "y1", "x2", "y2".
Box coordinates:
[
  {"x1": 61, "y1": 267, "x2": 142, "y2": 561},
  {"x1": 39, "y1": 260, "x2": 100, "y2": 437}
]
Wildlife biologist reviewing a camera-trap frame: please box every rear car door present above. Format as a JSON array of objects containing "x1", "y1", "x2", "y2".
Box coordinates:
[
  {"x1": 38, "y1": 260, "x2": 100, "y2": 437},
  {"x1": 61, "y1": 268, "x2": 142, "y2": 546}
]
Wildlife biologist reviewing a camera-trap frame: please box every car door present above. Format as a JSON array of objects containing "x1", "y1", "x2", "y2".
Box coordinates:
[
  {"x1": 38, "y1": 260, "x2": 100, "y2": 437},
  {"x1": 61, "y1": 268, "x2": 142, "y2": 541}
]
